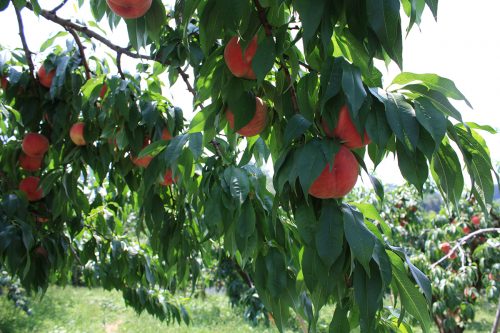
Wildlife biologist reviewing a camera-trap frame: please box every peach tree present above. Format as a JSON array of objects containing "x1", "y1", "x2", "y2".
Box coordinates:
[{"x1": 0, "y1": 0, "x2": 499, "y2": 332}]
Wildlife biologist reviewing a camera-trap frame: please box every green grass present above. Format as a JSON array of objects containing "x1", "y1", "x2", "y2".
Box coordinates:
[{"x1": 0, "y1": 287, "x2": 497, "y2": 333}]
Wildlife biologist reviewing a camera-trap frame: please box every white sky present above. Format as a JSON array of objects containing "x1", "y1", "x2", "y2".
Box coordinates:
[{"x1": 0, "y1": 0, "x2": 498, "y2": 186}]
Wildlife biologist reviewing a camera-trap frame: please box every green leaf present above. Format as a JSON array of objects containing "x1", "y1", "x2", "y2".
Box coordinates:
[
  {"x1": 138, "y1": 139, "x2": 168, "y2": 158},
  {"x1": 251, "y1": 36, "x2": 276, "y2": 83},
  {"x1": 352, "y1": 202, "x2": 391, "y2": 238},
  {"x1": 414, "y1": 98, "x2": 446, "y2": 152},
  {"x1": 425, "y1": 0, "x2": 438, "y2": 19},
  {"x1": 320, "y1": 57, "x2": 343, "y2": 112},
  {"x1": 0, "y1": 0, "x2": 9, "y2": 11},
  {"x1": 389, "y1": 252, "x2": 432, "y2": 333},
  {"x1": 226, "y1": 86, "x2": 256, "y2": 132},
  {"x1": 366, "y1": 0, "x2": 403, "y2": 68},
  {"x1": 396, "y1": 141, "x2": 428, "y2": 193},
  {"x1": 341, "y1": 62, "x2": 367, "y2": 117},
  {"x1": 329, "y1": 305, "x2": 350, "y2": 333},
  {"x1": 315, "y1": 200, "x2": 343, "y2": 269},
  {"x1": 188, "y1": 133, "x2": 203, "y2": 159},
  {"x1": 431, "y1": 140, "x2": 464, "y2": 209},
  {"x1": 283, "y1": 114, "x2": 311, "y2": 146},
  {"x1": 237, "y1": 199, "x2": 256, "y2": 238},
  {"x1": 372, "y1": 89, "x2": 420, "y2": 151},
  {"x1": 293, "y1": 0, "x2": 325, "y2": 44},
  {"x1": 449, "y1": 125, "x2": 495, "y2": 212},
  {"x1": 343, "y1": 204, "x2": 375, "y2": 274},
  {"x1": 223, "y1": 166, "x2": 250, "y2": 203},
  {"x1": 162, "y1": 134, "x2": 189, "y2": 165},
  {"x1": 353, "y1": 263, "x2": 383, "y2": 332},
  {"x1": 391, "y1": 72, "x2": 471, "y2": 106},
  {"x1": 295, "y1": 140, "x2": 330, "y2": 195},
  {"x1": 294, "y1": 203, "x2": 317, "y2": 245},
  {"x1": 145, "y1": 0, "x2": 167, "y2": 43}
]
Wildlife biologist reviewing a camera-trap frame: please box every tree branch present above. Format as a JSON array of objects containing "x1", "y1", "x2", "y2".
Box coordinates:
[
  {"x1": 14, "y1": 6, "x2": 35, "y2": 80},
  {"x1": 66, "y1": 28, "x2": 91, "y2": 80},
  {"x1": 253, "y1": 0, "x2": 272, "y2": 36},
  {"x1": 431, "y1": 228, "x2": 500, "y2": 268},
  {"x1": 25, "y1": 4, "x2": 153, "y2": 62},
  {"x1": 50, "y1": 0, "x2": 69, "y2": 13},
  {"x1": 116, "y1": 52, "x2": 125, "y2": 80}
]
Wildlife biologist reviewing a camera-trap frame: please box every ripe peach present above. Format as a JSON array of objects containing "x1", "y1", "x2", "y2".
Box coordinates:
[
  {"x1": 38, "y1": 65, "x2": 56, "y2": 89},
  {"x1": 19, "y1": 176, "x2": 43, "y2": 201},
  {"x1": 225, "y1": 97, "x2": 267, "y2": 137},
  {"x1": 322, "y1": 105, "x2": 371, "y2": 149},
  {"x1": 440, "y1": 242, "x2": 451, "y2": 254},
  {"x1": 308, "y1": 145, "x2": 359, "y2": 199},
  {"x1": 224, "y1": 36, "x2": 258, "y2": 80},
  {"x1": 463, "y1": 225, "x2": 471, "y2": 234},
  {"x1": 160, "y1": 169, "x2": 177, "y2": 186},
  {"x1": 34, "y1": 246, "x2": 48, "y2": 258},
  {"x1": 131, "y1": 137, "x2": 153, "y2": 168},
  {"x1": 471, "y1": 215, "x2": 480, "y2": 226},
  {"x1": 1, "y1": 76, "x2": 7, "y2": 90},
  {"x1": 19, "y1": 153, "x2": 43, "y2": 172},
  {"x1": 106, "y1": 0, "x2": 152, "y2": 19},
  {"x1": 99, "y1": 83, "x2": 107, "y2": 99},
  {"x1": 22, "y1": 133, "x2": 49, "y2": 158},
  {"x1": 70, "y1": 122, "x2": 86, "y2": 146},
  {"x1": 161, "y1": 128, "x2": 172, "y2": 141}
]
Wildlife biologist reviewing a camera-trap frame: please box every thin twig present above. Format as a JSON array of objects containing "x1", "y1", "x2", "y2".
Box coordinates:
[
  {"x1": 25, "y1": 4, "x2": 153, "y2": 62},
  {"x1": 210, "y1": 140, "x2": 224, "y2": 159},
  {"x1": 281, "y1": 62, "x2": 300, "y2": 113},
  {"x1": 431, "y1": 228, "x2": 500, "y2": 268},
  {"x1": 66, "y1": 28, "x2": 91, "y2": 80},
  {"x1": 50, "y1": 0, "x2": 69, "y2": 13},
  {"x1": 14, "y1": 6, "x2": 35, "y2": 80},
  {"x1": 177, "y1": 67, "x2": 196, "y2": 96},
  {"x1": 253, "y1": 0, "x2": 272, "y2": 36},
  {"x1": 116, "y1": 52, "x2": 125, "y2": 80},
  {"x1": 299, "y1": 60, "x2": 313, "y2": 72},
  {"x1": 253, "y1": 0, "x2": 299, "y2": 113}
]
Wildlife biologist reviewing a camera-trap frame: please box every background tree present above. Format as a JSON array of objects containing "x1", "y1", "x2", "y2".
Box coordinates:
[{"x1": 0, "y1": 0, "x2": 498, "y2": 332}]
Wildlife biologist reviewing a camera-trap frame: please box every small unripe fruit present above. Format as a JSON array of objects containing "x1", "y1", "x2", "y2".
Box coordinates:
[
  {"x1": 19, "y1": 153, "x2": 43, "y2": 172},
  {"x1": 38, "y1": 66, "x2": 56, "y2": 89},
  {"x1": 322, "y1": 105, "x2": 371, "y2": 149},
  {"x1": 22, "y1": 133, "x2": 49, "y2": 158},
  {"x1": 308, "y1": 145, "x2": 359, "y2": 199},
  {"x1": 70, "y1": 122, "x2": 86, "y2": 146},
  {"x1": 225, "y1": 97, "x2": 267, "y2": 137},
  {"x1": 19, "y1": 176, "x2": 43, "y2": 201}
]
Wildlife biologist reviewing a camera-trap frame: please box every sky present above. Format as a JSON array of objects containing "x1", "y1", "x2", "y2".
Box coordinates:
[{"x1": 0, "y1": 0, "x2": 498, "y2": 186}]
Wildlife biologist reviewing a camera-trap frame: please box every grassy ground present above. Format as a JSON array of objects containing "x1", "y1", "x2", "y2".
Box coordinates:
[{"x1": 0, "y1": 287, "x2": 496, "y2": 333}]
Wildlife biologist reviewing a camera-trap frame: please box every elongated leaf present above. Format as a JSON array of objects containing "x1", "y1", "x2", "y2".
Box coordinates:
[
  {"x1": 391, "y1": 72, "x2": 471, "y2": 107},
  {"x1": 342, "y1": 61, "x2": 367, "y2": 117},
  {"x1": 431, "y1": 140, "x2": 464, "y2": 209},
  {"x1": 389, "y1": 252, "x2": 431, "y2": 333},
  {"x1": 252, "y1": 36, "x2": 276, "y2": 83},
  {"x1": 366, "y1": 0, "x2": 403, "y2": 68},
  {"x1": 284, "y1": 114, "x2": 311, "y2": 146},
  {"x1": 343, "y1": 204, "x2": 375, "y2": 274},
  {"x1": 315, "y1": 200, "x2": 344, "y2": 269},
  {"x1": 396, "y1": 141, "x2": 428, "y2": 193},
  {"x1": 223, "y1": 166, "x2": 250, "y2": 203}
]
